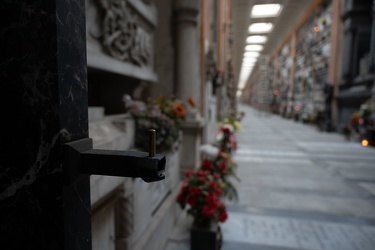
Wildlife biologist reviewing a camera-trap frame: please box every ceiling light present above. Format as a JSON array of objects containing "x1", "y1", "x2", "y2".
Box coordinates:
[
  {"x1": 248, "y1": 23, "x2": 273, "y2": 33},
  {"x1": 244, "y1": 51, "x2": 260, "y2": 57},
  {"x1": 241, "y1": 66, "x2": 253, "y2": 71},
  {"x1": 242, "y1": 63, "x2": 256, "y2": 68},
  {"x1": 245, "y1": 45, "x2": 263, "y2": 51},
  {"x1": 242, "y1": 63, "x2": 254, "y2": 68},
  {"x1": 251, "y1": 4, "x2": 282, "y2": 18},
  {"x1": 240, "y1": 70, "x2": 251, "y2": 76},
  {"x1": 242, "y1": 62, "x2": 255, "y2": 66},
  {"x1": 243, "y1": 57, "x2": 257, "y2": 62},
  {"x1": 246, "y1": 35, "x2": 268, "y2": 44}
]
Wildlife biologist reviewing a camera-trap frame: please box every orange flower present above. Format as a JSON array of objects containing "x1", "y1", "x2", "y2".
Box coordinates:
[
  {"x1": 188, "y1": 97, "x2": 196, "y2": 108},
  {"x1": 174, "y1": 104, "x2": 185, "y2": 117}
]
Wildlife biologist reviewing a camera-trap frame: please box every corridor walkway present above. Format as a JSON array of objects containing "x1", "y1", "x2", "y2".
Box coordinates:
[{"x1": 165, "y1": 104, "x2": 375, "y2": 250}]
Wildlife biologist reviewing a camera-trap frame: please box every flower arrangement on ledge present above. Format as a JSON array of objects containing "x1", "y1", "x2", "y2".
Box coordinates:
[
  {"x1": 215, "y1": 112, "x2": 242, "y2": 154},
  {"x1": 176, "y1": 112, "x2": 244, "y2": 230},
  {"x1": 342, "y1": 99, "x2": 374, "y2": 146},
  {"x1": 200, "y1": 152, "x2": 238, "y2": 202},
  {"x1": 124, "y1": 95, "x2": 190, "y2": 152},
  {"x1": 216, "y1": 124, "x2": 237, "y2": 154},
  {"x1": 177, "y1": 169, "x2": 228, "y2": 226}
]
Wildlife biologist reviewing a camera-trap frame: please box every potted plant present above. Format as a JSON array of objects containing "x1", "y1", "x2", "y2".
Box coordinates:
[
  {"x1": 215, "y1": 125, "x2": 237, "y2": 154},
  {"x1": 176, "y1": 169, "x2": 228, "y2": 250}
]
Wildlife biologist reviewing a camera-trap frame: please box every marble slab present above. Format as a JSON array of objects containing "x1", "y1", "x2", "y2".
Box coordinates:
[{"x1": 221, "y1": 212, "x2": 375, "y2": 250}]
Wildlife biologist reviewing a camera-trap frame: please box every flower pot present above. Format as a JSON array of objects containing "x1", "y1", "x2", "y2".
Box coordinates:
[{"x1": 190, "y1": 221, "x2": 222, "y2": 250}]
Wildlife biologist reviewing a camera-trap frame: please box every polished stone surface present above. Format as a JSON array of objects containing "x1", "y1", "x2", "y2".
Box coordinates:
[
  {"x1": 164, "y1": 105, "x2": 375, "y2": 250},
  {"x1": 0, "y1": 0, "x2": 90, "y2": 249}
]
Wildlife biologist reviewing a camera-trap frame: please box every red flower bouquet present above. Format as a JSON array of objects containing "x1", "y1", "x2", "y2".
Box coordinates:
[
  {"x1": 216, "y1": 126, "x2": 237, "y2": 154},
  {"x1": 200, "y1": 151, "x2": 239, "y2": 202},
  {"x1": 201, "y1": 151, "x2": 237, "y2": 177},
  {"x1": 176, "y1": 170, "x2": 228, "y2": 226}
]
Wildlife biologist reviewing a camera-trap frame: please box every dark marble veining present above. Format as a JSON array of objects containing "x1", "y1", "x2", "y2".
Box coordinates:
[{"x1": 0, "y1": 0, "x2": 91, "y2": 249}]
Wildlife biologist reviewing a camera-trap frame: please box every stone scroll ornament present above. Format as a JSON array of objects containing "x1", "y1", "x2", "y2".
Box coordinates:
[{"x1": 98, "y1": 0, "x2": 151, "y2": 66}]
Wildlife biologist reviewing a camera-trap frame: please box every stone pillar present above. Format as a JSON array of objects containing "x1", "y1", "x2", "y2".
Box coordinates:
[
  {"x1": 174, "y1": 0, "x2": 204, "y2": 172},
  {"x1": 0, "y1": 1, "x2": 91, "y2": 249}
]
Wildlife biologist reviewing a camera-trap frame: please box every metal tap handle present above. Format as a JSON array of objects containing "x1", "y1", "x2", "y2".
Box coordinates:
[{"x1": 149, "y1": 129, "x2": 156, "y2": 157}]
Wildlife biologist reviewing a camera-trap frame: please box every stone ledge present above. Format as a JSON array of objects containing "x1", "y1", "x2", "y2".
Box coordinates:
[{"x1": 180, "y1": 118, "x2": 205, "y2": 130}]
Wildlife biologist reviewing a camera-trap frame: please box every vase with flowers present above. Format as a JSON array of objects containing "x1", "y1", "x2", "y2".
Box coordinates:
[
  {"x1": 124, "y1": 95, "x2": 187, "y2": 152},
  {"x1": 176, "y1": 169, "x2": 227, "y2": 249},
  {"x1": 177, "y1": 169, "x2": 228, "y2": 226},
  {"x1": 216, "y1": 124, "x2": 237, "y2": 154}
]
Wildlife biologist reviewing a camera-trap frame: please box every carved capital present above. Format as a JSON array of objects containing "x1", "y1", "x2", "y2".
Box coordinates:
[
  {"x1": 174, "y1": 0, "x2": 199, "y2": 12},
  {"x1": 174, "y1": 0, "x2": 199, "y2": 24}
]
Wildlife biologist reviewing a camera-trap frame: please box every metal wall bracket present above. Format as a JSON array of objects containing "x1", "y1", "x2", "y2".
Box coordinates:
[{"x1": 63, "y1": 130, "x2": 166, "y2": 184}]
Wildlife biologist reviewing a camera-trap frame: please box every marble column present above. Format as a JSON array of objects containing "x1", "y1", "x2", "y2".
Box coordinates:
[
  {"x1": 174, "y1": 0, "x2": 204, "y2": 172},
  {"x1": 0, "y1": 1, "x2": 91, "y2": 249}
]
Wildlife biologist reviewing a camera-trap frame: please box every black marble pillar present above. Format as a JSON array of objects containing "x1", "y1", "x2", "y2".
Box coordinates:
[
  {"x1": 0, "y1": 0, "x2": 91, "y2": 249},
  {"x1": 369, "y1": 0, "x2": 375, "y2": 72}
]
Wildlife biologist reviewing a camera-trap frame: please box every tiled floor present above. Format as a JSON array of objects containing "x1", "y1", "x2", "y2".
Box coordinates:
[{"x1": 164, "y1": 105, "x2": 375, "y2": 250}]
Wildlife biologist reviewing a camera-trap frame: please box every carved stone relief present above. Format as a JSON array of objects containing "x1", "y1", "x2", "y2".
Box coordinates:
[{"x1": 96, "y1": 0, "x2": 151, "y2": 66}]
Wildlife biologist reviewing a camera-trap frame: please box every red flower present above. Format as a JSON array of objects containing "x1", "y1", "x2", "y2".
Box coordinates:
[
  {"x1": 205, "y1": 192, "x2": 220, "y2": 208},
  {"x1": 185, "y1": 170, "x2": 193, "y2": 178},
  {"x1": 208, "y1": 181, "x2": 217, "y2": 189},
  {"x1": 215, "y1": 188, "x2": 223, "y2": 196},
  {"x1": 213, "y1": 173, "x2": 220, "y2": 180},
  {"x1": 189, "y1": 186, "x2": 202, "y2": 195},
  {"x1": 186, "y1": 194, "x2": 198, "y2": 206},
  {"x1": 202, "y1": 205, "x2": 216, "y2": 218},
  {"x1": 219, "y1": 161, "x2": 227, "y2": 172},
  {"x1": 218, "y1": 211, "x2": 228, "y2": 222},
  {"x1": 222, "y1": 127, "x2": 231, "y2": 134},
  {"x1": 176, "y1": 193, "x2": 184, "y2": 202},
  {"x1": 197, "y1": 170, "x2": 207, "y2": 177},
  {"x1": 198, "y1": 176, "x2": 206, "y2": 183},
  {"x1": 202, "y1": 159, "x2": 213, "y2": 170}
]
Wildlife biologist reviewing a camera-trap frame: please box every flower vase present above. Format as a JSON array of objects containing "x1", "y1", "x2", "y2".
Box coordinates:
[{"x1": 190, "y1": 220, "x2": 222, "y2": 250}]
